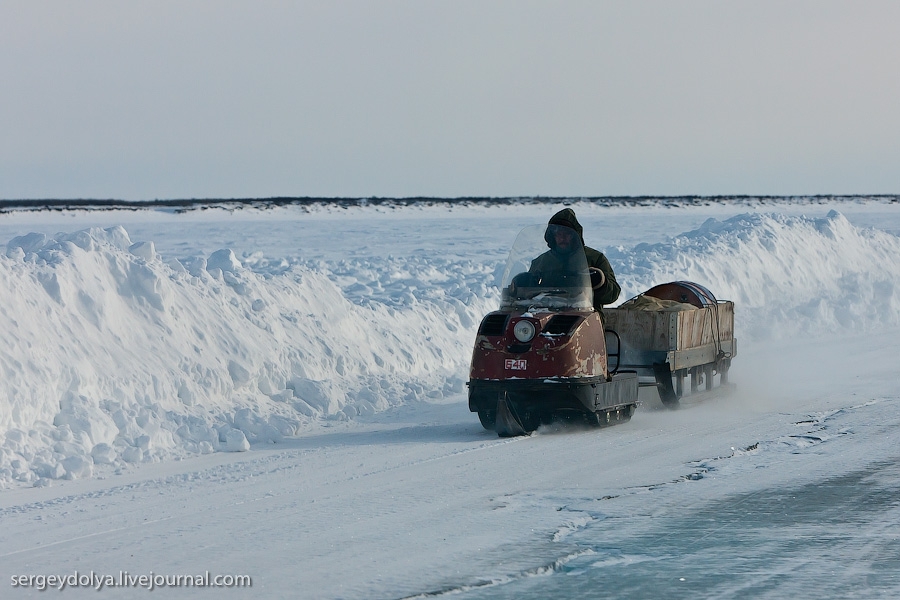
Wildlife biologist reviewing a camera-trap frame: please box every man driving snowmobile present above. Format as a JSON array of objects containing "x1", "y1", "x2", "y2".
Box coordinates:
[{"x1": 528, "y1": 208, "x2": 620, "y2": 313}]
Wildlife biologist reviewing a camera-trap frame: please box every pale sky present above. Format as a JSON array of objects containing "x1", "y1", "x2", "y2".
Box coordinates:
[{"x1": 2, "y1": 1, "x2": 899, "y2": 200}]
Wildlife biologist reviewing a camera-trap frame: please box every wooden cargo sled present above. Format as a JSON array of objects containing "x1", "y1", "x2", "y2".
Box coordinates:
[{"x1": 603, "y1": 281, "x2": 737, "y2": 407}]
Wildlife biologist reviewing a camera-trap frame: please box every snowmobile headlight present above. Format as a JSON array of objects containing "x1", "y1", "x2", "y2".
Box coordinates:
[{"x1": 513, "y1": 320, "x2": 536, "y2": 343}]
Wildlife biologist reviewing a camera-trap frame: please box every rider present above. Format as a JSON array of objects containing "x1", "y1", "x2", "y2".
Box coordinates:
[{"x1": 529, "y1": 208, "x2": 620, "y2": 313}]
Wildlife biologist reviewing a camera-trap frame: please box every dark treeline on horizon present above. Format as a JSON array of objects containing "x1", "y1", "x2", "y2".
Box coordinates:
[{"x1": 1, "y1": 195, "x2": 898, "y2": 214}]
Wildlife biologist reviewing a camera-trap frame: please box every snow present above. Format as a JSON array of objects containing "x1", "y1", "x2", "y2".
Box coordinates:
[{"x1": 1, "y1": 198, "x2": 899, "y2": 598}]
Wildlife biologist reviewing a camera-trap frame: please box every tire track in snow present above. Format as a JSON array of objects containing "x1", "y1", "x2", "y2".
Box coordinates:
[{"x1": 0, "y1": 422, "x2": 527, "y2": 561}]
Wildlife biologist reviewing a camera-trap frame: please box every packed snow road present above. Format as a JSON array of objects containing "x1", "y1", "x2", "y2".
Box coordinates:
[
  {"x1": 3, "y1": 331, "x2": 899, "y2": 599},
  {"x1": 2, "y1": 199, "x2": 900, "y2": 598}
]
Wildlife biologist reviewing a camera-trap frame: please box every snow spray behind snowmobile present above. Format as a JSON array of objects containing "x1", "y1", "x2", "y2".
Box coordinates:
[{"x1": 467, "y1": 225, "x2": 639, "y2": 436}]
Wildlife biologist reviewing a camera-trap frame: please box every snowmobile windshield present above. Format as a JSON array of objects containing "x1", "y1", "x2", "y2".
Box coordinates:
[{"x1": 499, "y1": 224, "x2": 593, "y2": 311}]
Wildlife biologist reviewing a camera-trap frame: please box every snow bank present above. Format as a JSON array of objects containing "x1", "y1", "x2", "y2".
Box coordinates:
[
  {"x1": 610, "y1": 210, "x2": 900, "y2": 340},
  {"x1": 0, "y1": 226, "x2": 494, "y2": 488},
  {"x1": 2, "y1": 209, "x2": 899, "y2": 488}
]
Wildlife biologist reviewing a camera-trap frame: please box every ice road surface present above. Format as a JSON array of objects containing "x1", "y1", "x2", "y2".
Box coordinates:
[{"x1": 1, "y1": 199, "x2": 899, "y2": 598}]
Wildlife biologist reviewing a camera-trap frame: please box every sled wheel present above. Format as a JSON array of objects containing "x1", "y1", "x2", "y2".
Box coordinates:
[
  {"x1": 719, "y1": 358, "x2": 731, "y2": 385},
  {"x1": 653, "y1": 363, "x2": 680, "y2": 409},
  {"x1": 478, "y1": 409, "x2": 496, "y2": 431}
]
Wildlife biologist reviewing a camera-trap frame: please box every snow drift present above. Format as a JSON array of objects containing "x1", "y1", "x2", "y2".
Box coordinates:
[
  {"x1": 612, "y1": 210, "x2": 900, "y2": 340},
  {"x1": 1, "y1": 209, "x2": 899, "y2": 488}
]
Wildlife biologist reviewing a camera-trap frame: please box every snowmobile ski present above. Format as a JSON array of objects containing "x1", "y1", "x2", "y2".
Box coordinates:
[{"x1": 494, "y1": 392, "x2": 528, "y2": 437}]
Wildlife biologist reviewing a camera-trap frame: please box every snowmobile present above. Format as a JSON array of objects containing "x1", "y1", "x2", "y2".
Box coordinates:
[
  {"x1": 468, "y1": 225, "x2": 738, "y2": 437},
  {"x1": 467, "y1": 225, "x2": 639, "y2": 436}
]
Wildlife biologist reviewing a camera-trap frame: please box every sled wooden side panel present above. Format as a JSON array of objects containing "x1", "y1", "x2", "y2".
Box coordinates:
[
  {"x1": 605, "y1": 301, "x2": 734, "y2": 353},
  {"x1": 604, "y1": 309, "x2": 672, "y2": 351}
]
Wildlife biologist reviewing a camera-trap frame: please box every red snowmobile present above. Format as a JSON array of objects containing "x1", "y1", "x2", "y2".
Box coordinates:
[{"x1": 467, "y1": 225, "x2": 639, "y2": 436}]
